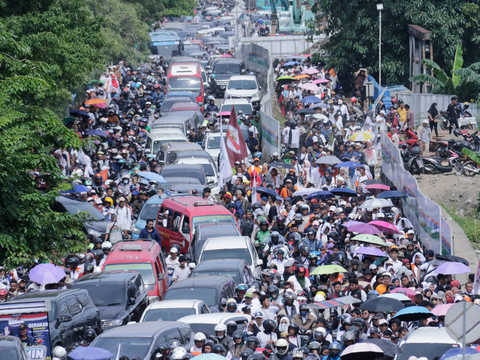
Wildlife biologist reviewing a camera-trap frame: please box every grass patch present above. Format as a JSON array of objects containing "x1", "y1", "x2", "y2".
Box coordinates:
[
  {"x1": 275, "y1": 114, "x2": 286, "y2": 127},
  {"x1": 441, "y1": 203, "x2": 480, "y2": 249}
]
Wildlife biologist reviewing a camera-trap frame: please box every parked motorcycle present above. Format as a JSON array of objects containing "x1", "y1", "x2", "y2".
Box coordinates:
[
  {"x1": 401, "y1": 144, "x2": 424, "y2": 174},
  {"x1": 421, "y1": 152, "x2": 464, "y2": 175}
]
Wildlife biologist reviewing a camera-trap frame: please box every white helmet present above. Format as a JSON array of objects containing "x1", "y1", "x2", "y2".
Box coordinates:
[
  {"x1": 314, "y1": 327, "x2": 327, "y2": 337},
  {"x1": 75, "y1": 169, "x2": 83, "y2": 177},
  {"x1": 52, "y1": 346, "x2": 67, "y2": 360},
  {"x1": 276, "y1": 339, "x2": 289, "y2": 355},
  {"x1": 194, "y1": 332, "x2": 207, "y2": 342},
  {"x1": 214, "y1": 323, "x2": 227, "y2": 332},
  {"x1": 102, "y1": 241, "x2": 112, "y2": 250},
  {"x1": 171, "y1": 348, "x2": 186, "y2": 360},
  {"x1": 314, "y1": 293, "x2": 325, "y2": 302}
]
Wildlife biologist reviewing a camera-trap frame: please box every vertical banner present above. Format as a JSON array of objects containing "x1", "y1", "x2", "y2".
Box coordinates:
[
  {"x1": 473, "y1": 260, "x2": 480, "y2": 295},
  {"x1": 260, "y1": 112, "x2": 280, "y2": 157}
]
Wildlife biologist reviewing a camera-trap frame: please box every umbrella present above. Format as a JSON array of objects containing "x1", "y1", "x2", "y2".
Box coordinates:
[
  {"x1": 138, "y1": 172, "x2": 166, "y2": 183},
  {"x1": 343, "y1": 220, "x2": 363, "y2": 228},
  {"x1": 365, "y1": 183, "x2": 391, "y2": 191},
  {"x1": 362, "y1": 179, "x2": 384, "y2": 185},
  {"x1": 363, "y1": 339, "x2": 401, "y2": 358},
  {"x1": 315, "y1": 155, "x2": 341, "y2": 165},
  {"x1": 68, "y1": 347, "x2": 114, "y2": 360},
  {"x1": 393, "y1": 306, "x2": 433, "y2": 322},
  {"x1": 335, "y1": 161, "x2": 362, "y2": 168},
  {"x1": 301, "y1": 96, "x2": 322, "y2": 104},
  {"x1": 330, "y1": 188, "x2": 358, "y2": 196},
  {"x1": 221, "y1": 54, "x2": 233, "y2": 57},
  {"x1": 63, "y1": 116, "x2": 75, "y2": 125},
  {"x1": 390, "y1": 287, "x2": 417, "y2": 300},
  {"x1": 354, "y1": 247, "x2": 386, "y2": 257},
  {"x1": 92, "y1": 102, "x2": 107, "y2": 108},
  {"x1": 295, "y1": 108, "x2": 316, "y2": 115},
  {"x1": 312, "y1": 295, "x2": 361, "y2": 309},
  {"x1": 369, "y1": 221, "x2": 400, "y2": 234},
  {"x1": 352, "y1": 234, "x2": 386, "y2": 246},
  {"x1": 348, "y1": 223, "x2": 382, "y2": 235},
  {"x1": 276, "y1": 75, "x2": 295, "y2": 82},
  {"x1": 431, "y1": 303, "x2": 454, "y2": 316},
  {"x1": 269, "y1": 161, "x2": 295, "y2": 171},
  {"x1": 340, "y1": 342, "x2": 384, "y2": 360},
  {"x1": 254, "y1": 186, "x2": 278, "y2": 199},
  {"x1": 70, "y1": 110, "x2": 89, "y2": 117},
  {"x1": 302, "y1": 68, "x2": 319, "y2": 75},
  {"x1": 312, "y1": 104, "x2": 329, "y2": 110},
  {"x1": 350, "y1": 131, "x2": 374, "y2": 142},
  {"x1": 299, "y1": 83, "x2": 320, "y2": 92},
  {"x1": 60, "y1": 184, "x2": 91, "y2": 194},
  {"x1": 294, "y1": 74, "x2": 311, "y2": 80},
  {"x1": 381, "y1": 293, "x2": 412, "y2": 302},
  {"x1": 29, "y1": 264, "x2": 66, "y2": 285},
  {"x1": 293, "y1": 188, "x2": 320, "y2": 196},
  {"x1": 435, "y1": 254, "x2": 469, "y2": 266},
  {"x1": 85, "y1": 98, "x2": 107, "y2": 105},
  {"x1": 440, "y1": 348, "x2": 480, "y2": 360},
  {"x1": 361, "y1": 297, "x2": 404, "y2": 312},
  {"x1": 310, "y1": 264, "x2": 348, "y2": 275},
  {"x1": 195, "y1": 354, "x2": 228, "y2": 360},
  {"x1": 305, "y1": 191, "x2": 335, "y2": 201},
  {"x1": 435, "y1": 261, "x2": 471, "y2": 275},
  {"x1": 360, "y1": 198, "x2": 394, "y2": 209},
  {"x1": 313, "y1": 78, "x2": 330, "y2": 84},
  {"x1": 377, "y1": 190, "x2": 407, "y2": 199},
  {"x1": 283, "y1": 61, "x2": 302, "y2": 67},
  {"x1": 85, "y1": 129, "x2": 109, "y2": 138}
]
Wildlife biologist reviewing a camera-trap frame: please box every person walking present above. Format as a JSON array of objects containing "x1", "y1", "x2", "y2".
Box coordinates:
[
  {"x1": 427, "y1": 102, "x2": 439, "y2": 138},
  {"x1": 447, "y1": 96, "x2": 459, "y2": 134},
  {"x1": 417, "y1": 119, "x2": 431, "y2": 156}
]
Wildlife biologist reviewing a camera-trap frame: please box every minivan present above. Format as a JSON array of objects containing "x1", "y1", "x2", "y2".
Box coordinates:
[
  {"x1": 167, "y1": 63, "x2": 204, "y2": 106},
  {"x1": 157, "y1": 143, "x2": 203, "y2": 166},
  {"x1": 146, "y1": 129, "x2": 187, "y2": 155}
]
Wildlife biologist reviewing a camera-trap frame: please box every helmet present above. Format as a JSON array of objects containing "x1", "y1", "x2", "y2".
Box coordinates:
[
  {"x1": 93, "y1": 249, "x2": 104, "y2": 258},
  {"x1": 194, "y1": 332, "x2": 207, "y2": 342},
  {"x1": 52, "y1": 346, "x2": 67, "y2": 360},
  {"x1": 307, "y1": 229, "x2": 316, "y2": 237},
  {"x1": 155, "y1": 342, "x2": 171, "y2": 356},
  {"x1": 263, "y1": 319, "x2": 276, "y2": 333},
  {"x1": 309, "y1": 341, "x2": 321, "y2": 352},
  {"x1": 213, "y1": 344, "x2": 225, "y2": 354},
  {"x1": 183, "y1": 354, "x2": 195, "y2": 360},
  {"x1": 267, "y1": 285, "x2": 279, "y2": 299},
  {"x1": 233, "y1": 330, "x2": 244, "y2": 342},
  {"x1": 102, "y1": 241, "x2": 112, "y2": 250},
  {"x1": 67, "y1": 256, "x2": 79, "y2": 269},
  {"x1": 276, "y1": 339, "x2": 289, "y2": 355},
  {"x1": 85, "y1": 253, "x2": 94, "y2": 263},
  {"x1": 227, "y1": 321, "x2": 238, "y2": 336},
  {"x1": 241, "y1": 349, "x2": 254, "y2": 359},
  {"x1": 314, "y1": 327, "x2": 326, "y2": 340},
  {"x1": 352, "y1": 318, "x2": 365, "y2": 330},
  {"x1": 236, "y1": 284, "x2": 248, "y2": 293},
  {"x1": 84, "y1": 262, "x2": 94, "y2": 274},
  {"x1": 299, "y1": 244, "x2": 309, "y2": 255},
  {"x1": 350, "y1": 97, "x2": 357, "y2": 104},
  {"x1": 85, "y1": 328, "x2": 96, "y2": 341},
  {"x1": 308, "y1": 252, "x2": 318, "y2": 259},
  {"x1": 226, "y1": 299, "x2": 237, "y2": 311},
  {"x1": 343, "y1": 331, "x2": 355, "y2": 342},
  {"x1": 453, "y1": 128, "x2": 462, "y2": 137},
  {"x1": 215, "y1": 323, "x2": 227, "y2": 334},
  {"x1": 261, "y1": 269, "x2": 271, "y2": 279},
  {"x1": 288, "y1": 323, "x2": 299, "y2": 335},
  {"x1": 210, "y1": 74, "x2": 216, "y2": 80},
  {"x1": 329, "y1": 341, "x2": 341, "y2": 351},
  {"x1": 260, "y1": 220, "x2": 269, "y2": 228},
  {"x1": 171, "y1": 350, "x2": 185, "y2": 360},
  {"x1": 170, "y1": 340, "x2": 181, "y2": 351},
  {"x1": 292, "y1": 350, "x2": 304, "y2": 359},
  {"x1": 246, "y1": 336, "x2": 259, "y2": 349},
  {"x1": 270, "y1": 231, "x2": 280, "y2": 245}
]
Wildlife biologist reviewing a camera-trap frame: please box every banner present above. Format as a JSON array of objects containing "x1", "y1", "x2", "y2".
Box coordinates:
[
  {"x1": 474, "y1": 260, "x2": 480, "y2": 295},
  {"x1": 226, "y1": 105, "x2": 248, "y2": 166},
  {"x1": 260, "y1": 111, "x2": 280, "y2": 158},
  {"x1": 218, "y1": 120, "x2": 233, "y2": 189}
]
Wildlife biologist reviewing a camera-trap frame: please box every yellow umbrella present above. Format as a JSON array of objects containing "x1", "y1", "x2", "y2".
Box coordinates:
[
  {"x1": 350, "y1": 131, "x2": 374, "y2": 142},
  {"x1": 85, "y1": 98, "x2": 107, "y2": 105},
  {"x1": 294, "y1": 74, "x2": 310, "y2": 80}
]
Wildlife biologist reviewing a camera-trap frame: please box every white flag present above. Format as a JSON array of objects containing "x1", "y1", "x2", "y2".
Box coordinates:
[{"x1": 218, "y1": 120, "x2": 233, "y2": 190}]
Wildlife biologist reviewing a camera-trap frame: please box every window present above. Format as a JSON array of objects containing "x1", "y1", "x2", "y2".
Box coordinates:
[
  {"x1": 60, "y1": 303, "x2": 69, "y2": 316},
  {"x1": 201, "y1": 304, "x2": 209, "y2": 314},
  {"x1": 165, "y1": 329, "x2": 182, "y2": 343},
  {"x1": 153, "y1": 335, "x2": 167, "y2": 348},
  {"x1": 172, "y1": 212, "x2": 182, "y2": 232},
  {"x1": 157, "y1": 206, "x2": 165, "y2": 227},
  {"x1": 67, "y1": 298, "x2": 82, "y2": 317},
  {"x1": 243, "y1": 266, "x2": 254, "y2": 284},
  {"x1": 179, "y1": 326, "x2": 191, "y2": 344},
  {"x1": 77, "y1": 294, "x2": 94, "y2": 308}
]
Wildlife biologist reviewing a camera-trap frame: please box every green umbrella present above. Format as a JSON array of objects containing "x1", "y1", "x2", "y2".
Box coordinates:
[
  {"x1": 88, "y1": 79, "x2": 99, "y2": 85},
  {"x1": 63, "y1": 116, "x2": 75, "y2": 125},
  {"x1": 352, "y1": 234, "x2": 386, "y2": 246},
  {"x1": 310, "y1": 264, "x2": 348, "y2": 276},
  {"x1": 276, "y1": 75, "x2": 295, "y2": 81}
]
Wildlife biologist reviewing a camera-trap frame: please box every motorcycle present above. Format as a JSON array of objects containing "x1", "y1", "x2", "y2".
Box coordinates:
[
  {"x1": 401, "y1": 144, "x2": 424, "y2": 174},
  {"x1": 421, "y1": 152, "x2": 464, "y2": 175}
]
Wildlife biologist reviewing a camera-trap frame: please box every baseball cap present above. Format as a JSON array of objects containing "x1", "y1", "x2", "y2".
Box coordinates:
[
  {"x1": 19, "y1": 324, "x2": 28, "y2": 330},
  {"x1": 224, "y1": 193, "x2": 233, "y2": 199},
  {"x1": 378, "y1": 319, "x2": 388, "y2": 325},
  {"x1": 118, "y1": 197, "x2": 126, "y2": 202},
  {"x1": 295, "y1": 213, "x2": 303, "y2": 220},
  {"x1": 254, "y1": 312, "x2": 263, "y2": 319},
  {"x1": 261, "y1": 197, "x2": 268, "y2": 202},
  {"x1": 369, "y1": 264, "x2": 377, "y2": 270},
  {"x1": 95, "y1": 198, "x2": 103, "y2": 204},
  {"x1": 407, "y1": 230, "x2": 415, "y2": 235},
  {"x1": 170, "y1": 248, "x2": 179, "y2": 253},
  {"x1": 382, "y1": 272, "x2": 391, "y2": 278}
]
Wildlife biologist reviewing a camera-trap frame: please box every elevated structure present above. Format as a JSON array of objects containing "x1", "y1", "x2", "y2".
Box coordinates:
[{"x1": 408, "y1": 24, "x2": 433, "y2": 93}]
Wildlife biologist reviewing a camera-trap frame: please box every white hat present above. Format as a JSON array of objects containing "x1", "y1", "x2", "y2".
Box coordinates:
[
  {"x1": 383, "y1": 272, "x2": 391, "y2": 278},
  {"x1": 407, "y1": 229, "x2": 415, "y2": 235},
  {"x1": 329, "y1": 205, "x2": 336, "y2": 212},
  {"x1": 337, "y1": 176, "x2": 345, "y2": 182},
  {"x1": 170, "y1": 248, "x2": 179, "y2": 253},
  {"x1": 95, "y1": 198, "x2": 103, "y2": 204},
  {"x1": 87, "y1": 197, "x2": 94, "y2": 202},
  {"x1": 378, "y1": 319, "x2": 388, "y2": 325},
  {"x1": 380, "y1": 110, "x2": 386, "y2": 115},
  {"x1": 369, "y1": 264, "x2": 377, "y2": 270},
  {"x1": 423, "y1": 119, "x2": 428, "y2": 124},
  {"x1": 338, "y1": 100, "x2": 343, "y2": 104},
  {"x1": 273, "y1": 152, "x2": 278, "y2": 156}
]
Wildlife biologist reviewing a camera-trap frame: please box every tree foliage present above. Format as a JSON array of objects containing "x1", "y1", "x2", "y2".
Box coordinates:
[{"x1": 309, "y1": 0, "x2": 480, "y2": 86}]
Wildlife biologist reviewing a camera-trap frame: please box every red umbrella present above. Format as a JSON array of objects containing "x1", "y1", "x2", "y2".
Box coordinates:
[
  {"x1": 369, "y1": 220, "x2": 400, "y2": 234},
  {"x1": 365, "y1": 184, "x2": 390, "y2": 191}
]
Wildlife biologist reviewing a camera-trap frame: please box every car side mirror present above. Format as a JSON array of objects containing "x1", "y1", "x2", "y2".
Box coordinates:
[
  {"x1": 129, "y1": 297, "x2": 136, "y2": 305},
  {"x1": 221, "y1": 298, "x2": 227, "y2": 306},
  {"x1": 59, "y1": 314, "x2": 73, "y2": 323},
  {"x1": 256, "y1": 259, "x2": 263, "y2": 266},
  {"x1": 259, "y1": 86, "x2": 262, "y2": 90},
  {"x1": 182, "y1": 226, "x2": 190, "y2": 234}
]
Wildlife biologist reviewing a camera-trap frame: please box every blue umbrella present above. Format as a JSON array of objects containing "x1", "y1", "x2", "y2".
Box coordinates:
[
  {"x1": 377, "y1": 190, "x2": 407, "y2": 199},
  {"x1": 305, "y1": 191, "x2": 334, "y2": 201},
  {"x1": 330, "y1": 188, "x2": 358, "y2": 197},
  {"x1": 283, "y1": 61, "x2": 301, "y2": 67},
  {"x1": 255, "y1": 186, "x2": 278, "y2": 199},
  {"x1": 335, "y1": 161, "x2": 362, "y2": 168},
  {"x1": 60, "y1": 184, "x2": 91, "y2": 194},
  {"x1": 393, "y1": 306, "x2": 433, "y2": 322},
  {"x1": 301, "y1": 96, "x2": 322, "y2": 104},
  {"x1": 194, "y1": 354, "x2": 228, "y2": 360},
  {"x1": 68, "y1": 347, "x2": 114, "y2": 360},
  {"x1": 85, "y1": 129, "x2": 108, "y2": 138},
  {"x1": 138, "y1": 172, "x2": 167, "y2": 183},
  {"x1": 70, "y1": 109, "x2": 89, "y2": 117},
  {"x1": 439, "y1": 347, "x2": 479, "y2": 360}
]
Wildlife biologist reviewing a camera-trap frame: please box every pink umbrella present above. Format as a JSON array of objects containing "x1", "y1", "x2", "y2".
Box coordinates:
[
  {"x1": 365, "y1": 184, "x2": 390, "y2": 191},
  {"x1": 348, "y1": 223, "x2": 382, "y2": 235},
  {"x1": 302, "y1": 68, "x2": 319, "y2": 75},
  {"x1": 369, "y1": 221, "x2": 400, "y2": 234},
  {"x1": 431, "y1": 303, "x2": 454, "y2": 316},
  {"x1": 313, "y1": 78, "x2": 330, "y2": 84},
  {"x1": 342, "y1": 220, "x2": 363, "y2": 228},
  {"x1": 299, "y1": 83, "x2": 320, "y2": 92},
  {"x1": 221, "y1": 54, "x2": 233, "y2": 58},
  {"x1": 92, "y1": 103, "x2": 107, "y2": 108}
]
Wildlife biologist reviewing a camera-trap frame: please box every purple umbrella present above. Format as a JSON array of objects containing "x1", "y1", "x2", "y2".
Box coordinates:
[
  {"x1": 354, "y1": 247, "x2": 387, "y2": 257},
  {"x1": 348, "y1": 223, "x2": 382, "y2": 235},
  {"x1": 68, "y1": 347, "x2": 114, "y2": 360},
  {"x1": 342, "y1": 220, "x2": 363, "y2": 228},
  {"x1": 435, "y1": 262, "x2": 471, "y2": 275},
  {"x1": 29, "y1": 264, "x2": 66, "y2": 285}
]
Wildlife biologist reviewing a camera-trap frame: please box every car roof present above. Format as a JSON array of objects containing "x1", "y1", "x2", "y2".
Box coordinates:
[
  {"x1": 161, "y1": 164, "x2": 204, "y2": 171},
  {"x1": 228, "y1": 75, "x2": 256, "y2": 81},
  {"x1": 159, "y1": 196, "x2": 233, "y2": 217},
  {"x1": 168, "y1": 275, "x2": 233, "y2": 289},
  {"x1": 178, "y1": 313, "x2": 250, "y2": 324},
  {"x1": 166, "y1": 92, "x2": 196, "y2": 98},
  {"x1": 163, "y1": 96, "x2": 193, "y2": 103},
  {"x1": 9, "y1": 289, "x2": 83, "y2": 302},
  {"x1": 215, "y1": 59, "x2": 242, "y2": 64},
  {"x1": 202, "y1": 236, "x2": 250, "y2": 250},
  {"x1": 74, "y1": 270, "x2": 139, "y2": 284},
  {"x1": 144, "y1": 195, "x2": 166, "y2": 205},
  {"x1": 176, "y1": 151, "x2": 212, "y2": 159},
  {"x1": 98, "y1": 322, "x2": 187, "y2": 337},
  {"x1": 402, "y1": 327, "x2": 459, "y2": 345},
  {"x1": 105, "y1": 240, "x2": 160, "y2": 264},
  {"x1": 193, "y1": 259, "x2": 247, "y2": 271},
  {"x1": 148, "y1": 130, "x2": 186, "y2": 139},
  {"x1": 170, "y1": 103, "x2": 200, "y2": 111},
  {"x1": 163, "y1": 143, "x2": 202, "y2": 151},
  {"x1": 222, "y1": 98, "x2": 251, "y2": 105},
  {"x1": 163, "y1": 177, "x2": 202, "y2": 184},
  {"x1": 0, "y1": 336, "x2": 22, "y2": 348},
  {"x1": 146, "y1": 299, "x2": 204, "y2": 310}
]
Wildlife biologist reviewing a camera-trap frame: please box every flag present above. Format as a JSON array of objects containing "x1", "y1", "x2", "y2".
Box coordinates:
[
  {"x1": 115, "y1": 343, "x2": 122, "y2": 360},
  {"x1": 225, "y1": 105, "x2": 248, "y2": 167},
  {"x1": 474, "y1": 259, "x2": 480, "y2": 295},
  {"x1": 218, "y1": 120, "x2": 233, "y2": 190}
]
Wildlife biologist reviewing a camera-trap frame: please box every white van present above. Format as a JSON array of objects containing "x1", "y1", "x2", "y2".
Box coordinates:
[{"x1": 146, "y1": 129, "x2": 187, "y2": 155}]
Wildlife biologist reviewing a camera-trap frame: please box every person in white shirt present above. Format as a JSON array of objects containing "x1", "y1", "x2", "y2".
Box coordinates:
[
  {"x1": 173, "y1": 255, "x2": 190, "y2": 281},
  {"x1": 115, "y1": 197, "x2": 132, "y2": 231},
  {"x1": 338, "y1": 99, "x2": 349, "y2": 121},
  {"x1": 165, "y1": 247, "x2": 180, "y2": 270}
]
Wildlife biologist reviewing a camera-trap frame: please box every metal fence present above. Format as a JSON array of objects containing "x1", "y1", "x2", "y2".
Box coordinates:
[{"x1": 380, "y1": 131, "x2": 453, "y2": 255}]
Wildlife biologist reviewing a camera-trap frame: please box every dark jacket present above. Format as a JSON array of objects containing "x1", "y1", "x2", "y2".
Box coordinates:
[{"x1": 138, "y1": 227, "x2": 162, "y2": 242}]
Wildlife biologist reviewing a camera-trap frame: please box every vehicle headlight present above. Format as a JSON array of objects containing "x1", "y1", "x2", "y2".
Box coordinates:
[
  {"x1": 87, "y1": 229, "x2": 101, "y2": 238},
  {"x1": 133, "y1": 226, "x2": 142, "y2": 234},
  {"x1": 106, "y1": 319, "x2": 123, "y2": 328}
]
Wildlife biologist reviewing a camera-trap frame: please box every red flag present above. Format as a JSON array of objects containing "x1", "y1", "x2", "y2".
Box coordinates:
[{"x1": 225, "y1": 105, "x2": 248, "y2": 167}]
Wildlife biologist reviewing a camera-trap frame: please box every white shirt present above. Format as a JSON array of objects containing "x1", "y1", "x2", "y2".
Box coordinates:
[
  {"x1": 287, "y1": 275, "x2": 311, "y2": 294},
  {"x1": 166, "y1": 255, "x2": 180, "y2": 270},
  {"x1": 257, "y1": 331, "x2": 278, "y2": 348},
  {"x1": 115, "y1": 206, "x2": 132, "y2": 230},
  {"x1": 173, "y1": 266, "x2": 190, "y2": 281}
]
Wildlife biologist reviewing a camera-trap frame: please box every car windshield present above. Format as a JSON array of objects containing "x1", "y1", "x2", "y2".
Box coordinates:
[
  {"x1": 143, "y1": 308, "x2": 196, "y2": 322},
  {"x1": 398, "y1": 343, "x2": 459, "y2": 360},
  {"x1": 161, "y1": 99, "x2": 186, "y2": 113},
  {"x1": 0, "y1": 350, "x2": 18, "y2": 360},
  {"x1": 74, "y1": 284, "x2": 125, "y2": 306},
  {"x1": 140, "y1": 203, "x2": 163, "y2": 221},
  {"x1": 189, "y1": 323, "x2": 216, "y2": 335},
  {"x1": 63, "y1": 202, "x2": 105, "y2": 221},
  {"x1": 215, "y1": 63, "x2": 240, "y2": 74},
  {"x1": 156, "y1": 45, "x2": 179, "y2": 59},
  {"x1": 162, "y1": 169, "x2": 205, "y2": 184},
  {"x1": 191, "y1": 270, "x2": 240, "y2": 283},
  {"x1": 168, "y1": 77, "x2": 201, "y2": 93},
  {"x1": 164, "y1": 287, "x2": 217, "y2": 306},
  {"x1": 104, "y1": 263, "x2": 155, "y2": 285},
  {"x1": 228, "y1": 80, "x2": 257, "y2": 90},
  {"x1": 201, "y1": 248, "x2": 251, "y2": 265},
  {"x1": 192, "y1": 215, "x2": 236, "y2": 228},
  {"x1": 153, "y1": 139, "x2": 185, "y2": 155},
  {"x1": 200, "y1": 164, "x2": 215, "y2": 177},
  {"x1": 207, "y1": 136, "x2": 221, "y2": 149},
  {"x1": 220, "y1": 104, "x2": 252, "y2": 116},
  {"x1": 91, "y1": 337, "x2": 153, "y2": 360}
]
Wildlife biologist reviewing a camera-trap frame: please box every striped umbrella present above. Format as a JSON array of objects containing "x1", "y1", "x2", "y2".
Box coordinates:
[{"x1": 350, "y1": 131, "x2": 374, "y2": 142}]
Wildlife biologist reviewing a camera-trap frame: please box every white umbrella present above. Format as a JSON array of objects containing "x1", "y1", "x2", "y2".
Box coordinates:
[
  {"x1": 360, "y1": 198, "x2": 394, "y2": 209},
  {"x1": 340, "y1": 342, "x2": 384, "y2": 360},
  {"x1": 293, "y1": 188, "x2": 320, "y2": 196},
  {"x1": 380, "y1": 293, "x2": 411, "y2": 302},
  {"x1": 315, "y1": 155, "x2": 342, "y2": 165}
]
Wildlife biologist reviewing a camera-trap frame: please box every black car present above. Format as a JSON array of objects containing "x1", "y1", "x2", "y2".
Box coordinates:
[
  {"x1": 72, "y1": 271, "x2": 148, "y2": 330},
  {"x1": 9, "y1": 289, "x2": 102, "y2": 352},
  {"x1": 163, "y1": 276, "x2": 236, "y2": 313},
  {"x1": 211, "y1": 59, "x2": 246, "y2": 96},
  {"x1": 187, "y1": 222, "x2": 240, "y2": 263},
  {"x1": 0, "y1": 336, "x2": 29, "y2": 360},
  {"x1": 160, "y1": 97, "x2": 194, "y2": 116},
  {"x1": 53, "y1": 196, "x2": 109, "y2": 239},
  {"x1": 160, "y1": 164, "x2": 208, "y2": 186},
  {"x1": 190, "y1": 259, "x2": 255, "y2": 285}
]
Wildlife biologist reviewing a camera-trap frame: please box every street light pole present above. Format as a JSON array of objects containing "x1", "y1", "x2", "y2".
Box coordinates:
[{"x1": 377, "y1": 4, "x2": 383, "y2": 89}]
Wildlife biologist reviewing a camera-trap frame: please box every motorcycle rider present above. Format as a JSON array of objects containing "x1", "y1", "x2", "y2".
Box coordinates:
[
  {"x1": 206, "y1": 96, "x2": 219, "y2": 115},
  {"x1": 209, "y1": 74, "x2": 217, "y2": 96},
  {"x1": 215, "y1": 324, "x2": 232, "y2": 350}
]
